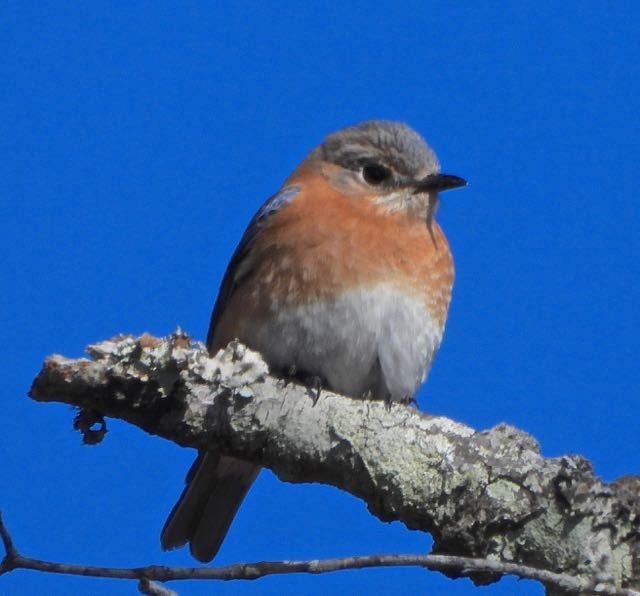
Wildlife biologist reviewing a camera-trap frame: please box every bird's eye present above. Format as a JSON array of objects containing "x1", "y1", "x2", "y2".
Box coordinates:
[{"x1": 362, "y1": 164, "x2": 391, "y2": 185}]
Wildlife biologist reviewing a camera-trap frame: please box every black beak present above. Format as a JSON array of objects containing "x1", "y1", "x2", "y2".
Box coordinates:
[{"x1": 413, "y1": 173, "x2": 467, "y2": 194}]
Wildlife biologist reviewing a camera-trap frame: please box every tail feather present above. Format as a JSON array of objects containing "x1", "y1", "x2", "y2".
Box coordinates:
[{"x1": 161, "y1": 451, "x2": 260, "y2": 562}]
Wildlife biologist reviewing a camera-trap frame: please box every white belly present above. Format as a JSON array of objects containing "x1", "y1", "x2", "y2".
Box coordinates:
[{"x1": 246, "y1": 285, "x2": 444, "y2": 401}]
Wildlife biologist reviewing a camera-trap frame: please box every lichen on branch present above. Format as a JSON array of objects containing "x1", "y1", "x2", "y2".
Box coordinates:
[{"x1": 29, "y1": 331, "x2": 640, "y2": 593}]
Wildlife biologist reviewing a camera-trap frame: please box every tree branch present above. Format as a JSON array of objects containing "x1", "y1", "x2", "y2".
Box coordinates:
[
  {"x1": 26, "y1": 331, "x2": 640, "y2": 594},
  {"x1": 1, "y1": 512, "x2": 636, "y2": 595}
]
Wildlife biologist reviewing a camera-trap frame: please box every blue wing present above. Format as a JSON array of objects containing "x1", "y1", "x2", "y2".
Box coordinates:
[{"x1": 206, "y1": 186, "x2": 300, "y2": 348}]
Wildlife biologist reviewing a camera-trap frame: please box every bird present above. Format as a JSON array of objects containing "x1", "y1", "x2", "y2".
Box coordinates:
[{"x1": 160, "y1": 120, "x2": 466, "y2": 562}]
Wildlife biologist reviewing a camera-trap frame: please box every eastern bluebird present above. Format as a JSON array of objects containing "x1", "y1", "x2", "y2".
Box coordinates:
[{"x1": 160, "y1": 120, "x2": 466, "y2": 562}]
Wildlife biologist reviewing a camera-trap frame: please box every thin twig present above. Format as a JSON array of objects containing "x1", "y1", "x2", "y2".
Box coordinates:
[
  {"x1": 0, "y1": 512, "x2": 637, "y2": 595},
  {"x1": 0, "y1": 513, "x2": 17, "y2": 559}
]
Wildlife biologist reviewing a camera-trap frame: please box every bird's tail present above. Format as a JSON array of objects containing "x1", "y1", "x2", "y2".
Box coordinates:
[{"x1": 161, "y1": 451, "x2": 260, "y2": 562}]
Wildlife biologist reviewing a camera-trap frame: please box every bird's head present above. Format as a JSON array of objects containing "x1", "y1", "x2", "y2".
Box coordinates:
[{"x1": 305, "y1": 120, "x2": 466, "y2": 224}]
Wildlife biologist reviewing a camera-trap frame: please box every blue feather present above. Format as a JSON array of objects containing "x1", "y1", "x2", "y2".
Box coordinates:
[{"x1": 206, "y1": 186, "x2": 300, "y2": 347}]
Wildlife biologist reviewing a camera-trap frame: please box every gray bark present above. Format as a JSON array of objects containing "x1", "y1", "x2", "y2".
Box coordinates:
[{"x1": 29, "y1": 331, "x2": 640, "y2": 594}]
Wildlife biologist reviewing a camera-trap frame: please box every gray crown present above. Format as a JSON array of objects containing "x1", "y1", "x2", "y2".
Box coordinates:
[{"x1": 319, "y1": 120, "x2": 440, "y2": 178}]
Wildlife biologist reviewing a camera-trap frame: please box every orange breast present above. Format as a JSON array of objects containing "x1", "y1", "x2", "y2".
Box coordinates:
[{"x1": 211, "y1": 173, "x2": 454, "y2": 351}]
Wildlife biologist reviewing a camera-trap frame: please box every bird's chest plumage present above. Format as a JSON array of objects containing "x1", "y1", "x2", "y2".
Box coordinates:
[
  {"x1": 216, "y1": 189, "x2": 454, "y2": 401},
  {"x1": 249, "y1": 285, "x2": 444, "y2": 401}
]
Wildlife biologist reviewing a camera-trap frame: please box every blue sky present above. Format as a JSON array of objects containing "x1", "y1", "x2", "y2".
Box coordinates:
[{"x1": 2, "y1": 3, "x2": 639, "y2": 595}]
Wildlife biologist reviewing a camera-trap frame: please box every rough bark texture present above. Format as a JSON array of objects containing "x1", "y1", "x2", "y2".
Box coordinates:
[{"x1": 29, "y1": 332, "x2": 640, "y2": 594}]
